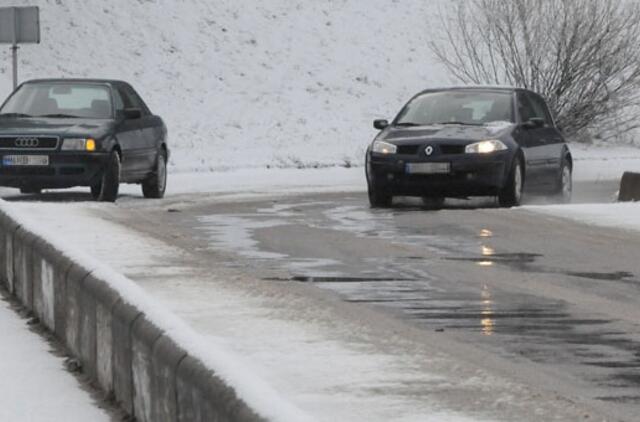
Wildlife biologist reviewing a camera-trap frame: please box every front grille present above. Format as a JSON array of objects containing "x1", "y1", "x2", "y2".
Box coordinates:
[
  {"x1": 439, "y1": 145, "x2": 466, "y2": 155},
  {"x1": 397, "y1": 145, "x2": 420, "y2": 155},
  {"x1": 0, "y1": 136, "x2": 59, "y2": 150}
]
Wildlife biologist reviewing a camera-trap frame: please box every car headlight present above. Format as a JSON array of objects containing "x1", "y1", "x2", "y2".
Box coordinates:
[
  {"x1": 465, "y1": 140, "x2": 507, "y2": 154},
  {"x1": 62, "y1": 138, "x2": 96, "y2": 152},
  {"x1": 372, "y1": 140, "x2": 397, "y2": 154}
]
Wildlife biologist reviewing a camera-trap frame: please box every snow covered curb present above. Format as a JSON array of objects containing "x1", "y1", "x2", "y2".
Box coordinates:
[
  {"x1": 0, "y1": 200, "x2": 310, "y2": 422},
  {"x1": 523, "y1": 202, "x2": 640, "y2": 234}
]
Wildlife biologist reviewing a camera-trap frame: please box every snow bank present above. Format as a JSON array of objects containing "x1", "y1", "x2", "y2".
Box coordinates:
[
  {"x1": 524, "y1": 202, "x2": 640, "y2": 234},
  {"x1": 0, "y1": 199, "x2": 312, "y2": 422}
]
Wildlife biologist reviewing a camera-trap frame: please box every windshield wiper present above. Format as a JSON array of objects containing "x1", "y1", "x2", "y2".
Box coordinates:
[
  {"x1": 433, "y1": 121, "x2": 481, "y2": 126},
  {"x1": 394, "y1": 122, "x2": 423, "y2": 127},
  {"x1": 0, "y1": 112, "x2": 33, "y2": 118},
  {"x1": 37, "y1": 113, "x2": 81, "y2": 118}
]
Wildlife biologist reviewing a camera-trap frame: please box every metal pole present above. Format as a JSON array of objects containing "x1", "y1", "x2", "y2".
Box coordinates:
[
  {"x1": 11, "y1": 44, "x2": 18, "y2": 90},
  {"x1": 11, "y1": 7, "x2": 18, "y2": 90}
]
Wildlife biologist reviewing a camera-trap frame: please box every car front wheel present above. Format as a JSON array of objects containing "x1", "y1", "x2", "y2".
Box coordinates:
[
  {"x1": 555, "y1": 159, "x2": 572, "y2": 204},
  {"x1": 93, "y1": 151, "x2": 120, "y2": 202},
  {"x1": 142, "y1": 152, "x2": 167, "y2": 199},
  {"x1": 498, "y1": 158, "x2": 524, "y2": 208},
  {"x1": 367, "y1": 178, "x2": 392, "y2": 208}
]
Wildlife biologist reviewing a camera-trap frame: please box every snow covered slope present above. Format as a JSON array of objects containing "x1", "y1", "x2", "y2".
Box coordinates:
[{"x1": 0, "y1": 0, "x2": 449, "y2": 172}]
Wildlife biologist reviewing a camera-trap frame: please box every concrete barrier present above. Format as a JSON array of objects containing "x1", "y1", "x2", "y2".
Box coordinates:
[
  {"x1": 152, "y1": 336, "x2": 187, "y2": 422},
  {"x1": 0, "y1": 212, "x2": 19, "y2": 293},
  {"x1": 619, "y1": 172, "x2": 640, "y2": 202},
  {"x1": 0, "y1": 206, "x2": 265, "y2": 422}
]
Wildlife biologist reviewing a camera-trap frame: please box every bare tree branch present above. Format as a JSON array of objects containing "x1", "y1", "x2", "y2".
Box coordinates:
[{"x1": 429, "y1": 0, "x2": 640, "y2": 142}]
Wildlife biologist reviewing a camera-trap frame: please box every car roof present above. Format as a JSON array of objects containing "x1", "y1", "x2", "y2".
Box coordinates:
[
  {"x1": 21, "y1": 78, "x2": 130, "y2": 87},
  {"x1": 417, "y1": 86, "x2": 539, "y2": 96}
]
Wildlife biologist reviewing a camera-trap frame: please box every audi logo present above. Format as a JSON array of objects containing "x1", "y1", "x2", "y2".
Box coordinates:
[{"x1": 15, "y1": 137, "x2": 40, "y2": 148}]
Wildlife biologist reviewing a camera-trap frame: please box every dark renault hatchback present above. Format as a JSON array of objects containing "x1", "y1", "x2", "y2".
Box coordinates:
[
  {"x1": 366, "y1": 87, "x2": 572, "y2": 208},
  {"x1": 0, "y1": 79, "x2": 168, "y2": 201}
]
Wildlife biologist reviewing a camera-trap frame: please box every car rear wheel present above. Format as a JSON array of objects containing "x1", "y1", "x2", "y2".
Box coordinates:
[
  {"x1": 422, "y1": 196, "x2": 445, "y2": 210},
  {"x1": 142, "y1": 152, "x2": 167, "y2": 199},
  {"x1": 94, "y1": 151, "x2": 120, "y2": 202},
  {"x1": 498, "y1": 158, "x2": 523, "y2": 208},
  {"x1": 555, "y1": 159, "x2": 572, "y2": 204}
]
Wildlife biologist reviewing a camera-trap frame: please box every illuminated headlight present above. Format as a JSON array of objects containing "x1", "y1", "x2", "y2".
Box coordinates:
[
  {"x1": 465, "y1": 140, "x2": 507, "y2": 154},
  {"x1": 372, "y1": 140, "x2": 397, "y2": 154},
  {"x1": 62, "y1": 138, "x2": 96, "y2": 151}
]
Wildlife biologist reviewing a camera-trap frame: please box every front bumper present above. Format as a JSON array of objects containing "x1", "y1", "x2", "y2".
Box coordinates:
[
  {"x1": 0, "y1": 152, "x2": 109, "y2": 189},
  {"x1": 368, "y1": 152, "x2": 509, "y2": 197}
]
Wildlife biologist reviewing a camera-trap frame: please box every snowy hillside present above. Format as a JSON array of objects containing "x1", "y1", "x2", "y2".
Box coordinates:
[{"x1": 0, "y1": 0, "x2": 450, "y2": 172}]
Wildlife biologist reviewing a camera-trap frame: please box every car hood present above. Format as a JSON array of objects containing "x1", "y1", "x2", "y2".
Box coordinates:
[
  {"x1": 0, "y1": 117, "x2": 115, "y2": 138},
  {"x1": 380, "y1": 122, "x2": 514, "y2": 144}
]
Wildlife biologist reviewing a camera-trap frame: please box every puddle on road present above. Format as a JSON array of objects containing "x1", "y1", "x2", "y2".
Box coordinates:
[
  {"x1": 445, "y1": 253, "x2": 543, "y2": 265},
  {"x1": 445, "y1": 252, "x2": 637, "y2": 284},
  {"x1": 197, "y1": 200, "x2": 640, "y2": 404},
  {"x1": 566, "y1": 271, "x2": 634, "y2": 282},
  {"x1": 278, "y1": 273, "x2": 640, "y2": 402},
  {"x1": 264, "y1": 276, "x2": 414, "y2": 283}
]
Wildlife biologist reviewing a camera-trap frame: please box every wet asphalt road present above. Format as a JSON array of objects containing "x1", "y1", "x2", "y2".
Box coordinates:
[
  {"x1": 174, "y1": 179, "x2": 640, "y2": 421},
  {"x1": 3, "y1": 179, "x2": 639, "y2": 420}
]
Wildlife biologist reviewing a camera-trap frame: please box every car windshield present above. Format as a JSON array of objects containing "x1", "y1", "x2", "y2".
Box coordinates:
[
  {"x1": 0, "y1": 83, "x2": 113, "y2": 119},
  {"x1": 395, "y1": 90, "x2": 514, "y2": 126}
]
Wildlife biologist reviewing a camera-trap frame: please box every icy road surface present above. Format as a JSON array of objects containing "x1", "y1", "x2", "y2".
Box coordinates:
[{"x1": 0, "y1": 173, "x2": 633, "y2": 421}]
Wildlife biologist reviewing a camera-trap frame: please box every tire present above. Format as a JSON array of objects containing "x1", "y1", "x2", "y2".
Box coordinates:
[
  {"x1": 422, "y1": 196, "x2": 445, "y2": 210},
  {"x1": 90, "y1": 183, "x2": 101, "y2": 200},
  {"x1": 368, "y1": 183, "x2": 392, "y2": 208},
  {"x1": 95, "y1": 151, "x2": 120, "y2": 202},
  {"x1": 498, "y1": 157, "x2": 524, "y2": 208},
  {"x1": 142, "y1": 152, "x2": 167, "y2": 199},
  {"x1": 20, "y1": 187, "x2": 41, "y2": 195},
  {"x1": 555, "y1": 159, "x2": 572, "y2": 204}
]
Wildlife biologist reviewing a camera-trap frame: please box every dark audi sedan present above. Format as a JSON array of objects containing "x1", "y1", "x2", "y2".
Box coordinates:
[
  {"x1": 0, "y1": 79, "x2": 168, "y2": 201},
  {"x1": 366, "y1": 87, "x2": 572, "y2": 208}
]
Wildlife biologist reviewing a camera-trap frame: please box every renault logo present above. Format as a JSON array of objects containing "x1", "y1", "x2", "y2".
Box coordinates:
[
  {"x1": 15, "y1": 137, "x2": 40, "y2": 148},
  {"x1": 425, "y1": 146, "x2": 434, "y2": 156}
]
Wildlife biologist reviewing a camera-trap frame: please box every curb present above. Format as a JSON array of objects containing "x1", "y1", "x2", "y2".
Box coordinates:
[{"x1": 0, "y1": 207, "x2": 266, "y2": 422}]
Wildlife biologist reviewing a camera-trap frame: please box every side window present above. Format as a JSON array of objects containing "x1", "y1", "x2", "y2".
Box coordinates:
[
  {"x1": 527, "y1": 93, "x2": 553, "y2": 126},
  {"x1": 517, "y1": 93, "x2": 535, "y2": 123},
  {"x1": 113, "y1": 89, "x2": 126, "y2": 113},
  {"x1": 122, "y1": 86, "x2": 150, "y2": 116}
]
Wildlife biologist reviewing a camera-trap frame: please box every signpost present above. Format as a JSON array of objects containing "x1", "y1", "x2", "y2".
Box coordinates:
[{"x1": 0, "y1": 6, "x2": 40, "y2": 90}]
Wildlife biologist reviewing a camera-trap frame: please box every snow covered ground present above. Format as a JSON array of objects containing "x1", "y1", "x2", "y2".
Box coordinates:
[
  {"x1": 0, "y1": 298, "x2": 110, "y2": 422},
  {"x1": 525, "y1": 202, "x2": 640, "y2": 234},
  {"x1": 0, "y1": 0, "x2": 451, "y2": 172}
]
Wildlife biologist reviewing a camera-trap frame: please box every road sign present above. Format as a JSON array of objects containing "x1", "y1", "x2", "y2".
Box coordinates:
[
  {"x1": 0, "y1": 7, "x2": 40, "y2": 89},
  {"x1": 0, "y1": 7, "x2": 40, "y2": 44}
]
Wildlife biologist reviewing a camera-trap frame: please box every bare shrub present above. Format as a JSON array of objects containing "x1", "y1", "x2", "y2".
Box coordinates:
[{"x1": 430, "y1": 0, "x2": 640, "y2": 142}]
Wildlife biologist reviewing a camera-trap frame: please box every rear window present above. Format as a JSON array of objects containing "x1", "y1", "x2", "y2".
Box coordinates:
[{"x1": 1, "y1": 83, "x2": 113, "y2": 119}]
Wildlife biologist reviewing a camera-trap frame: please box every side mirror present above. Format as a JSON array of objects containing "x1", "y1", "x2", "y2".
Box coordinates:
[
  {"x1": 522, "y1": 117, "x2": 545, "y2": 129},
  {"x1": 123, "y1": 108, "x2": 142, "y2": 120},
  {"x1": 373, "y1": 119, "x2": 389, "y2": 130}
]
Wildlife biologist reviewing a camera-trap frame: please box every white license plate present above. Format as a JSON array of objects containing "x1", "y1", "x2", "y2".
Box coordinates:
[
  {"x1": 2, "y1": 155, "x2": 49, "y2": 166},
  {"x1": 406, "y1": 162, "x2": 451, "y2": 174}
]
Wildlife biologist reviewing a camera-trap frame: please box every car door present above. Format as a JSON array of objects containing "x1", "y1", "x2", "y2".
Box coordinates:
[
  {"x1": 121, "y1": 85, "x2": 159, "y2": 175},
  {"x1": 113, "y1": 87, "x2": 144, "y2": 182},
  {"x1": 526, "y1": 92, "x2": 565, "y2": 184},
  {"x1": 515, "y1": 92, "x2": 548, "y2": 189}
]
